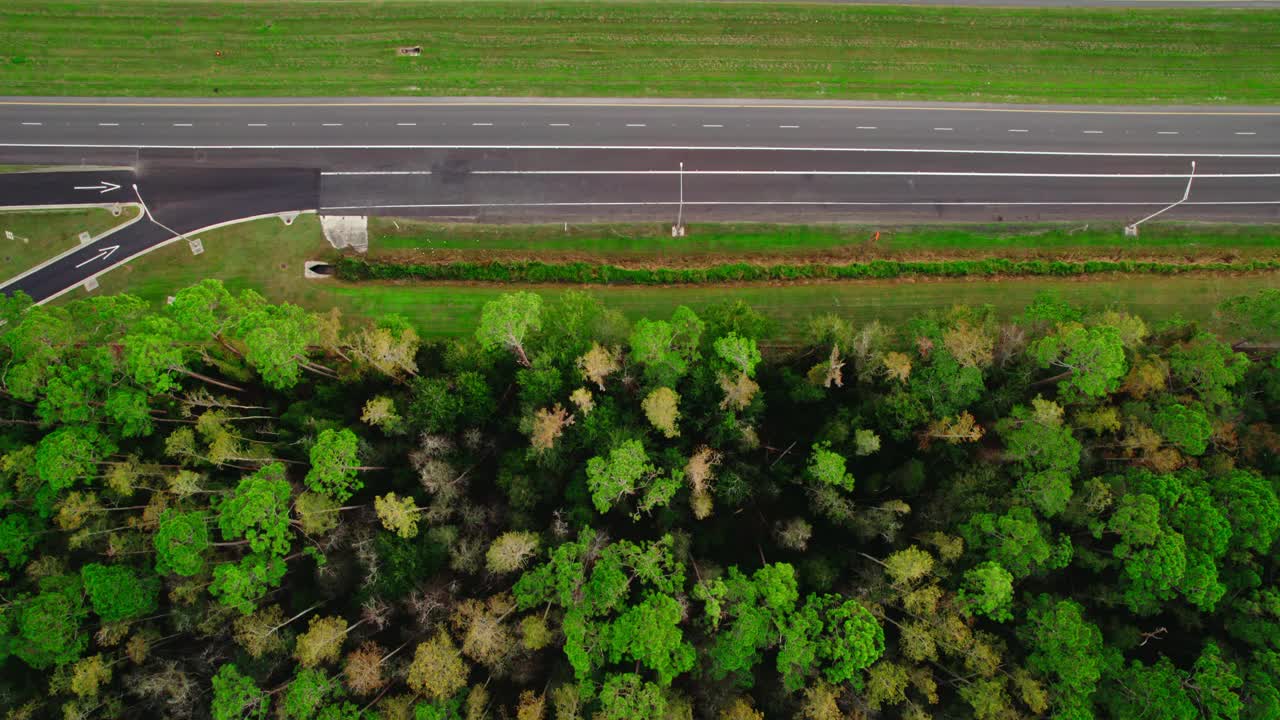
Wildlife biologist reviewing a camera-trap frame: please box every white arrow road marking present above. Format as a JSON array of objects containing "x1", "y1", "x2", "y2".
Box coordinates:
[
  {"x1": 75, "y1": 245, "x2": 119, "y2": 268},
  {"x1": 73, "y1": 180, "x2": 121, "y2": 194}
]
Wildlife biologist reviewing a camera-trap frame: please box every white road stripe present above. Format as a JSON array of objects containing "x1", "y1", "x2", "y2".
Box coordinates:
[
  {"x1": 549, "y1": 123, "x2": 571, "y2": 127},
  {"x1": 21, "y1": 122, "x2": 42, "y2": 126},
  {"x1": 321, "y1": 171, "x2": 433, "y2": 175},
  {"x1": 627, "y1": 123, "x2": 647, "y2": 127},
  {"x1": 1008, "y1": 129, "x2": 1029, "y2": 133},
  {"x1": 856, "y1": 126, "x2": 877, "y2": 130},
  {"x1": 98, "y1": 123, "x2": 119, "y2": 127},
  {"x1": 933, "y1": 127, "x2": 953, "y2": 131},
  {"x1": 322, "y1": 123, "x2": 342, "y2": 127},
  {"x1": 247, "y1": 123, "x2": 268, "y2": 127},
  {"x1": 779, "y1": 125, "x2": 799, "y2": 129},
  {"x1": 1158, "y1": 131, "x2": 1180, "y2": 135},
  {"x1": 396, "y1": 122, "x2": 416, "y2": 126},
  {"x1": 472, "y1": 122, "x2": 493, "y2": 126},
  {"x1": 1236, "y1": 131, "x2": 1258, "y2": 135},
  {"x1": 464, "y1": 169, "x2": 1277, "y2": 178},
  {"x1": 1083, "y1": 130, "x2": 1104, "y2": 134},
  {"x1": 322, "y1": 199, "x2": 1280, "y2": 210},
  {"x1": 703, "y1": 124, "x2": 723, "y2": 128},
  {"x1": 5, "y1": 142, "x2": 1278, "y2": 159},
  {"x1": 172, "y1": 123, "x2": 192, "y2": 127}
]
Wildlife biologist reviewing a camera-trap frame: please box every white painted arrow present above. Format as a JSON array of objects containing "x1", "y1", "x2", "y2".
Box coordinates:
[
  {"x1": 73, "y1": 180, "x2": 121, "y2": 194},
  {"x1": 74, "y1": 244, "x2": 119, "y2": 268}
]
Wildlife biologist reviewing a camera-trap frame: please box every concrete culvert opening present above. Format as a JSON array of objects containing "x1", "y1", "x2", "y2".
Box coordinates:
[{"x1": 304, "y1": 261, "x2": 334, "y2": 279}]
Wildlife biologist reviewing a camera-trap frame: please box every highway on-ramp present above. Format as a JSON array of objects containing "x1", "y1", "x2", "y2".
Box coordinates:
[{"x1": 1, "y1": 97, "x2": 1278, "y2": 302}]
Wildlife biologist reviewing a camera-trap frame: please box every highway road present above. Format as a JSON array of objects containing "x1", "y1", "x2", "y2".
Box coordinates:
[{"x1": 1, "y1": 97, "x2": 1278, "y2": 302}]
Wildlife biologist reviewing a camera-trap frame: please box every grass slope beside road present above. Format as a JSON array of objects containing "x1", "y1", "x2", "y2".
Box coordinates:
[
  {"x1": 1, "y1": 207, "x2": 141, "y2": 278},
  {"x1": 2, "y1": 2, "x2": 1277, "y2": 103}
]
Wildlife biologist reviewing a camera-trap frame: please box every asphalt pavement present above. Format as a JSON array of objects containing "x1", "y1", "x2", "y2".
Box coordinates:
[{"x1": 1, "y1": 97, "x2": 1277, "y2": 302}]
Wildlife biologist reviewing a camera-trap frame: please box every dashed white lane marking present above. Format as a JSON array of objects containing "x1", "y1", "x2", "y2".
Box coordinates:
[
  {"x1": 98, "y1": 123, "x2": 119, "y2": 127},
  {"x1": 1236, "y1": 131, "x2": 1257, "y2": 135},
  {"x1": 8, "y1": 142, "x2": 1278, "y2": 159},
  {"x1": 472, "y1": 122, "x2": 493, "y2": 126},
  {"x1": 248, "y1": 123, "x2": 268, "y2": 127},
  {"x1": 1008, "y1": 128, "x2": 1029, "y2": 133},
  {"x1": 627, "y1": 123, "x2": 647, "y2": 127},
  {"x1": 703, "y1": 124, "x2": 724, "y2": 128},
  {"x1": 396, "y1": 122, "x2": 416, "y2": 126},
  {"x1": 21, "y1": 122, "x2": 42, "y2": 126},
  {"x1": 549, "y1": 123, "x2": 571, "y2": 127},
  {"x1": 322, "y1": 123, "x2": 342, "y2": 127},
  {"x1": 323, "y1": 199, "x2": 1280, "y2": 211},
  {"x1": 1083, "y1": 130, "x2": 1104, "y2": 134},
  {"x1": 856, "y1": 126, "x2": 877, "y2": 130},
  {"x1": 172, "y1": 123, "x2": 192, "y2": 127},
  {"x1": 933, "y1": 127, "x2": 953, "y2": 131},
  {"x1": 779, "y1": 125, "x2": 799, "y2": 129},
  {"x1": 1158, "y1": 131, "x2": 1180, "y2": 135}
]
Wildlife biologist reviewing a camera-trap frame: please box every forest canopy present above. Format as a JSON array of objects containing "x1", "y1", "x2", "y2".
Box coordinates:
[{"x1": 1, "y1": 282, "x2": 1278, "y2": 720}]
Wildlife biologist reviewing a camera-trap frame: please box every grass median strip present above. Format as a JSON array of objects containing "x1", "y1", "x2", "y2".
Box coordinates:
[
  {"x1": 2, "y1": 2, "x2": 1278, "y2": 103},
  {"x1": 1, "y1": 206, "x2": 140, "y2": 276}
]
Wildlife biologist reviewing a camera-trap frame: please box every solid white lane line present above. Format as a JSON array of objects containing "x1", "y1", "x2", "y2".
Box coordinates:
[
  {"x1": 321, "y1": 199, "x2": 1280, "y2": 210},
  {"x1": 20, "y1": 122, "x2": 42, "y2": 126},
  {"x1": 472, "y1": 122, "x2": 493, "y2": 126},
  {"x1": 396, "y1": 122, "x2": 416, "y2": 126},
  {"x1": 1158, "y1": 131, "x2": 1180, "y2": 135},
  {"x1": 1236, "y1": 131, "x2": 1257, "y2": 135},
  {"x1": 98, "y1": 123, "x2": 119, "y2": 127},
  {"x1": 248, "y1": 123, "x2": 268, "y2": 127},
  {"x1": 933, "y1": 127, "x2": 953, "y2": 131},
  {"x1": 1008, "y1": 129, "x2": 1029, "y2": 133},
  {"x1": 703, "y1": 124, "x2": 724, "y2": 128},
  {"x1": 627, "y1": 123, "x2": 647, "y2": 127},
  {"x1": 7, "y1": 142, "x2": 1279, "y2": 159},
  {"x1": 1083, "y1": 130, "x2": 1104, "y2": 134},
  {"x1": 322, "y1": 123, "x2": 343, "y2": 127},
  {"x1": 856, "y1": 126, "x2": 877, "y2": 130},
  {"x1": 549, "y1": 123, "x2": 571, "y2": 127},
  {"x1": 464, "y1": 169, "x2": 1277, "y2": 178},
  {"x1": 321, "y1": 170, "x2": 433, "y2": 175},
  {"x1": 780, "y1": 125, "x2": 799, "y2": 129},
  {"x1": 172, "y1": 123, "x2": 192, "y2": 127}
]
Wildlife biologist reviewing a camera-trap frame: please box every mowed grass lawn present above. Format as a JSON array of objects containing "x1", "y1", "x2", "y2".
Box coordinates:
[
  {"x1": 371, "y1": 219, "x2": 1280, "y2": 260},
  {"x1": 1, "y1": 206, "x2": 141, "y2": 278},
  {"x1": 1, "y1": 2, "x2": 1277, "y2": 103}
]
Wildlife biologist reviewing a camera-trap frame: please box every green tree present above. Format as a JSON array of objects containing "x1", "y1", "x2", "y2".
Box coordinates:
[
  {"x1": 210, "y1": 553, "x2": 287, "y2": 615},
  {"x1": 154, "y1": 509, "x2": 211, "y2": 577},
  {"x1": 605, "y1": 593, "x2": 695, "y2": 686},
  {"x1": 629, "y1": 306, "x2": 705, "y2": 386},
  {"x1": 212, "y1": 663, "x2": 270, "y2": 720},
  {"x1": 0, "y1": 513, "x2": 38, "y2": 570},
  {"x1": 1030, "y1": 321, "x2": 1127, "y2": 399},
  {"x1": 597, "y1": 673, "x2": 667, "y2": 720},
  {"x1": 999, "y1": 398, "x2": 1081, "y2": 517},
  {"x1": 305, "y1": 429, "x2": 364, "y2": 502},
  {"x1": 35, "y1": 425, "x2": 113, "y2": 495},
  {"x1": 807, "y1": 443, "x2": 855, "y2": 492},
  {"x1": 713, "y1": 333, "x2": 762, "y2": 378},
  {"x1": 1153, "y1": 402, "x2": 1214, "y2": 456},
  {"x1": 1169, "y1": 332, "x2": 1250, "y2": 408},
  {"x1": 1022, "y1": 596, "x2": 1105, "y2": 714},
  {"x1": 232, "y1": 297, "x2": 320, "y2": 390},
  {"x1": 10, "y1": 575, "x2": 88, "y2": 668},
  {"x1": 1213, "y1": 470, "x2": 1280, "y2": 553},
  {"x1": 476, "y1": 291, "x2": 543, "y2": 367},
  {"x1": 959, "y1": 562, "x2": 1015, "y2": 623},
  {"x1": 281, "y1": 668, "x2": 344, "y2": 720},
  {"x1": 80, "y1": 563, "x2": 158, "y2": 623},
  {"x1": 219, "y1": 463, "x2": 294, "y2": 556},
  {"x1": 585, "y1": 440, "x2": 663, "y2": 515}
]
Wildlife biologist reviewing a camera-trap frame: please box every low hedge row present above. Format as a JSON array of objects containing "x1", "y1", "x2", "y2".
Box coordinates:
[{"x1": 336, "y1": 257, "x2": 1280, "y2": 285}]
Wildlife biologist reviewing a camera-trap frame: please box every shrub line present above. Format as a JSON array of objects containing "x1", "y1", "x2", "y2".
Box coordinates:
[{"x1": 335, "y1": 257, "x2": 1280, "y2": 285}]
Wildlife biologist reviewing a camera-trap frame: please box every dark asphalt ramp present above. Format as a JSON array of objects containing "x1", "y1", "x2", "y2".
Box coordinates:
[{"x1": 135, "y1": 165, "x2": 319, "y2": 232}]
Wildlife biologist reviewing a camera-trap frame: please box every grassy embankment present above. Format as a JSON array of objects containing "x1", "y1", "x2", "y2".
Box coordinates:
[
  {"x1": 1, "y1": 2, "x2": 1277, "y2": 103},
  {"x1": 1, "y1": 207, "x2": 142, "y2": 276},
  {"x1": 36, "y1": 213, "x2": 1276, "y2": 341}
]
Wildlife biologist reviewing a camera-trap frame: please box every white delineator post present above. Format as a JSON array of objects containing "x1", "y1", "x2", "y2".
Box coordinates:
[
  {"x1": 672, "y1": 161, "x2": 686, "y2": 237},
  {"x1": 1125, "y1": 161, "x2": 1197, "y2": 237}
]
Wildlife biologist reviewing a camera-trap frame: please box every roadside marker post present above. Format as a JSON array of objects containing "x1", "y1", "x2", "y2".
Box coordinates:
[{"x1": 672, "y1": 161, "x2": 686, "y2": 237}]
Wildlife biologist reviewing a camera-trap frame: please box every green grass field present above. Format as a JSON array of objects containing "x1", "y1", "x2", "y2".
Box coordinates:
[
  {"x1": 1, "y1": 206, "x2": 141, "y2": 277},
  {"x1": 32, "y1": 211, "x2": 1274, "y2": 341},
  {"x1": 371, "y1": 219, "x2": 1280, "y2": 261},
  {"x1": 2, "y1": 2, "x2": 1277, "y2": 103}
]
